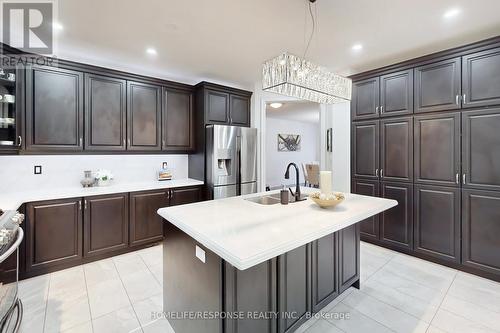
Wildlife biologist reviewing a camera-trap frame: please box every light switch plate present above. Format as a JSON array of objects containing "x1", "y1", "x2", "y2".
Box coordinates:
[
  {"x1": 195, "y1": 245, "x2": 206, "y2": 263},
  {"x1": 34, "y1": 165, "x2": 42, "y2": 175}
]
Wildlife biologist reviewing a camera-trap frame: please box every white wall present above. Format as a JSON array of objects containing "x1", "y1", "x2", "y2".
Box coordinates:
[
  {"x1": 320, "y1": 102, "x2": 351, "y2": 192},
  {"x1": 265, "y1": 117, "x2": 319, "y2": 188},
  {"x1": 0, "y1": 154, "x2": 188, "y2": 193}
]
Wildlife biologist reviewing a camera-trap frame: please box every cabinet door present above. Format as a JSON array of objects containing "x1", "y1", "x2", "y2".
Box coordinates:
[
  {"x1": 311, "y1": 234, "x2": 338, "y2": 312},
  {"x1": 414, "y1": 185, "x2": 460, "y2": 263},
  {"x1": 164, "y1": 88, "x2": 194, "y2": 151},
  {"x1": 25, "y1": 66, "x2": 83, "y2": 151},
  {"x1": 352, "y1": 120, "x2": 379, "y2": 180},
  {"x1": 229, "y1": 94, "x2": 250, "y2": 126},
  {"x1": 85, "y1": 74, "x2": 126, "y2": 151},
  {"x1": 170, "y1": 187, "x2": 201, "y2": 206},
  {"x1": 462, "y1": 47, "x2": 500, "y2": 108},
  {"x1": 380, "y1": 69, "x2": 413, "y2": 117},
  {"x1": 26, "y1": 198, "x2": 82, "y2": 272},
  {"x1": 462, "y1": 109, "x2": 500, "y2": 191},
  {"x1": 224, "y1": 260, "x2": 277, "y2": 333},
  {"x1": 351, "y1": 77, "x2": 380, "y2": 120},
  {"x1": 351, "y1": 179, "x2": 380, "y2": 240},
  {"x1": 205, "y1": 90, "x2": 229, "y2": 124},
  {"x1": 130, "y1": 190, "x2": 169, "y2": 247},
  {"x1": 414, "y1": 112, "x2": 461, "y2": 187},
  {"x1": 338, "y1": 224, "x2": 360, "y2": 293},
  {"x1": 414, "y1": 58, "x2": 461, "y2": 113},
  {"x1": 84, "y1": 194, "x2": 128, "y2": 257},
  {"x1": 278, "y1": 244, "x2": 311, "y2": 333},
  {"x1": 462, "y1": 189, "x2": 500, "y2": 276},
  {"x1": 380, "y1": 182, "x2": 413, "y2": 250},
  {"x1": 127, "y1": 81, "x2": 162, "y2": 151},
  {"x1": 380, "y1": 117, "x2": 413, "y2": 182}
]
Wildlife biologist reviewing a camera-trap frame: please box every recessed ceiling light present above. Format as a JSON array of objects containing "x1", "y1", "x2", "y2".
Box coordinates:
[
  {"x1": 53, "y1": 22, "x2": 63, "y2": 31},
  {"x1": 146, "y1": 48, "x2": 157, "y2": 55},
  {"x1": 443, "y1": 8, "x2": 461, "y2": 19},
  {"x1": 352, "y1": 44, "x2": 363, "y2": 51},
  {"x1": 270, "y1": 102, "x2": 283, "y2": 109}
]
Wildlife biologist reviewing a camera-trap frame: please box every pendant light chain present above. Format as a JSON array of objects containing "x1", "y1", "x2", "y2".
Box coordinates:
[{"x1": 303, "y1": 0, "x2": 316, "y2": 59}]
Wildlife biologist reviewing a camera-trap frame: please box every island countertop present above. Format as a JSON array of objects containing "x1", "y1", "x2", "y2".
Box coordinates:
[{"x1": 157, "y1": 188, "x2": 397, "y2": 270}]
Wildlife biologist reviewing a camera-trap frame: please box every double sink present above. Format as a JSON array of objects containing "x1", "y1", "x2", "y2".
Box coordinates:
[{"x1": 245, "y1": 193, "x2": 308, "y2": 205}]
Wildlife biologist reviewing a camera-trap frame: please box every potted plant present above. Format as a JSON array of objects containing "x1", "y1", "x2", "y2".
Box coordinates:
[{"x1": 94, "y1": 169, "x2": 114, "y2": 187}]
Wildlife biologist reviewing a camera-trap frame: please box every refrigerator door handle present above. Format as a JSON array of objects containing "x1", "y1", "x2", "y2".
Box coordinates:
[{"x1": 236, "y1": 135, "x2": 242, "y2": 196}]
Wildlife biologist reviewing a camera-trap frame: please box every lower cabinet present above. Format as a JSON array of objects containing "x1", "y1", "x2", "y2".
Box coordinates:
[
  {"x1": 170, "y1": 187, "x2": 202, "y2": 206},
  {"x1": 130, "y1": 190, "x2": 169, "y2": 247},
  {"x1": 352, "y1": 179, "x2": 380, "y2": 240},
  {"x1": 380, "y1": 182, "x2": 413, "y2": 251},
  {"x1": 414, "y1": 185, "x2": 460, "y2": 263},
  {"x1": 84, "y1": 193, "x2": 129, "y2": 257},
  {"x1": 25, "y1": 198, "x2": 83, "y2": 273},
  {"x1": 311, "y1": 234, "x2": 339, "y2": 312},
  {"x1": 339, "y1": 224, "x2": 360, "y2": 293},
  {"x1": 278, "y1": 244, "x2": 311, "y2": 333},
  {"x1": 462, "y1": 189, "x2": 500, "y2": 276}
]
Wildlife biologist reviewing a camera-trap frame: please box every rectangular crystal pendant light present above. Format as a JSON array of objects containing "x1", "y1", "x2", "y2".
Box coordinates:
[{"x1": 262, "y1": 52, "x2": 352, "y2": 104}]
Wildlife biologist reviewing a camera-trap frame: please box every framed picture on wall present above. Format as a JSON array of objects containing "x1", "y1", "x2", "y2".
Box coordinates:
[{"x1": 278, "y1": 134, "x2": 301, "y2": 152}]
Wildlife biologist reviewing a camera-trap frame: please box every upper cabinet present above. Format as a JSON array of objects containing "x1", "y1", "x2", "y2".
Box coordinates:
[
  {"x1": 127, "y1": 81, "x2": 162, "y2": 151},
  {"x1": 462, "y1": 47, "x2": 500, "y2": 108},
  {"x1": 352, "y1": 70, "x2": 413, "y2": 120},
  {"x1": 85, "y1": 74, "x2": 127, "y2": 151},
  {"x1": 163, "y1": 88, "x2": 194, "y2": 151},
  {"x1": 26, "y1": 66, "x2": 84, "y2": 151},
  {"x1": 414, "y1": 58, "x2": 461, "y2": 113},
  {"x1": 197, "y1": 82, "x2": 252, "y2": 127},
  {"x1": 351, "y1": 77, "x2": 380, "y2": 120}
]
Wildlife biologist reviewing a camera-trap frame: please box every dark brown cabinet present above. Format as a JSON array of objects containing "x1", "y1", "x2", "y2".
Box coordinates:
[
  {"x1": 26, "y1": 66, "x2": 84, "y2": 151},
  {"x1": 338, "y1": 224, "x2": 360, "y2": 293},
  {"x1": 130, "y1": 190, "x2": 169, "y2": 247},
  {"x1": 462, "y1": 108, "x2": 500, "y2": 191},
  {"x1": 352, "y1": 77, "x2": 380, "y2": 120},
  {"x1": 462, "y1": 189, "x2": 500, "y2": 276},
  {"x1": 85, "y1": 74, "x2": 126, "y2": 151},
  {"x1": 352, "y1": 179, "x2": 380, "y2": 240},
  {"x1": 414, "y1": 58, "x2": 461, "y2": 113},
  {"x1": 352, "y1": 120, "x2": 379, "y2": 180},
  {"x1": 127, "y1": 81, "x2": 162, "y2": 151},
  {"x1": 84, "y1": 194, "x2": 128, "y2": 257},
  {"x1": 311, "y1": 234, "x2": 338, "y2": 312},
  {"x1": 206, "y1": 89, "x2": 229, "y2": 124},
  {"x1": 278, "y1": 244, "x2": 311, "y2": 333},
  {"x1": 229, "y1": 94, "x2": 251, "y2": 126},
  {"x1": 414, "y1": 185, "x2": 460, "y2": 263},
  {"x1": 414, "y1": 112, "x2": 461, "y2": 187},
  {"x1": 462, "y1": 47, "x2": 500, "y2": 108},
  {"x1": 380, "y1": 117, "x2": 413, "y2": 182},
  {"x1": 380, "y1": 182, "x2": 413, "y2": 251},
  {"x1": 170, "y1": 187, "x2": 202, "y2": 206},
  {"x1": 164, "y1": 88, "x2": 194, "y2": 151},
  {"x1": 25, "y1": 198, "x2": 83, "y2": 272},
  {"x1": 380, "y1": 69, "x2": 413, "y2": 117}
]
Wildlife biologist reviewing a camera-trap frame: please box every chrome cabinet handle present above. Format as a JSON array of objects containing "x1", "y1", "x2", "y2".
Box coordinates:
[
  {"x1": 463, "y1": 94, "x2": 466, "y2": 105},
  {"x1": 456, "y1": 95, "x2": 459, "y2": 106},
  {"x1": 456, "y1": 173, "x2": 460, "y2": 184},
  {"x1": 375, "y1": 169, "x2": 379, "y2": 177},
  {"x1": 17, "y1": 136, "x2": 22, "y2": 147},
  {"x1": 84, "y1": 200, "x2": 88, "y2": 210},
  {"x1": 463, "y1": 174, "x2": 466, "y2": 184},
  {"x1": 376, "y1": 106, "x2": 379, "y2": 114},
  {"x1": 79, "y1": 201, "x2": 82, "y2": 211},
  {"x1": 171, "y1": 190, "x2": 174, "y2": 200},
  {"x1": 380, "y1": 169, "x2": 384, "y2": 178},
  {"x1": 380, "y1": 106, "x2": 384, "y2": 114}
]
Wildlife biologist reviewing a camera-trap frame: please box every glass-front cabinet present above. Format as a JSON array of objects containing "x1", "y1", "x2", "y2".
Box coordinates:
[{"x1": 0, "y1": 56, "x2": 21, "y2": 150}]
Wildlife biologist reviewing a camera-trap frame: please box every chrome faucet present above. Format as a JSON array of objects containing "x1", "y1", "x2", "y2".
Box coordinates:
[{"x1": 284, "y1": 163, "x2": 305, "y2": 202}]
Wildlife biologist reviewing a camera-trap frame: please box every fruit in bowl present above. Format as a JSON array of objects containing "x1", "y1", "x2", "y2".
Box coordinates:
[{"x1": 310, "y1": 192, "x2": 345, "y2": 208}]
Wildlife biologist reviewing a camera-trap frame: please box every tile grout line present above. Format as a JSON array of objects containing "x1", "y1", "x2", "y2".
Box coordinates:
[
  {"x1": 425, "y1": 270, "x2": 458, "y2": 333},
  {"x1": 41, "y1": 273, "x2": 52, "y2": 333},
  {"x1": 331, "y1": 300, "x2": 398, "y2": 333},
  {"x1": 81, "y1": 264, "x2": 95, "y2": 333},
  {"x1": 111, "y1": 256, "x2": 145, "y2": 333}
]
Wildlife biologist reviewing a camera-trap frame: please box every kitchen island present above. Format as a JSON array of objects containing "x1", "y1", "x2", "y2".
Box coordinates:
[{"x1": 157, "y1": 188, "x2": 397, "y2": 333}]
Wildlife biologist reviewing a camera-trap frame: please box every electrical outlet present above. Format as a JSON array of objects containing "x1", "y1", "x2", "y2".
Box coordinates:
[{"x1": 34, "y1": 165, "x2": 42, "y2": 175}]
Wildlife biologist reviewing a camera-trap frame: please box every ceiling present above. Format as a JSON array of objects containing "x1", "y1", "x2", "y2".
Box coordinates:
[
  {"x1": 266, "y1": 101, "x2": 320, "y2": 123},
  {"x1": 55, "y1": 0, "x2": 500, "y2": 89}
]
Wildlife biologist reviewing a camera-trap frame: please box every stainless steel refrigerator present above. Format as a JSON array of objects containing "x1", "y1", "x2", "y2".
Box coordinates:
[{"x1": 206, "y1": 125, "x2": 257, "y2": 199}]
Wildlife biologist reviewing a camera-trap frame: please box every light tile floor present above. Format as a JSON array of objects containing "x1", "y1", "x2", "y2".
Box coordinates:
[{"x1": 18, "y1": 242, "x2": 500, "y2": 333}]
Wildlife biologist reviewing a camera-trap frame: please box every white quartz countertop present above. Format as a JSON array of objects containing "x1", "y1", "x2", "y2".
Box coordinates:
[
  {"x1": 0, "y1": 178, "x2": 204, "y2": 211},
  {"x1": 157, "y1": 188, "x2": 397, "y2": 270}
]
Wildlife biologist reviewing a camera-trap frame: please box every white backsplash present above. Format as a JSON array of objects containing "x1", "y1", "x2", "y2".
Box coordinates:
[{"x1": 0, "y1": 154, "x2": 189, "y2": 193}]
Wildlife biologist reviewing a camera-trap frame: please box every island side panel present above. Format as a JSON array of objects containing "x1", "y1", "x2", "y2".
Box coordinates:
[
  {"x1": 163, "y1": 222, "x2": 223, "y2": 333},
  {"x1": 339, "y1": 224, "x2": 361, "y2": 293}
]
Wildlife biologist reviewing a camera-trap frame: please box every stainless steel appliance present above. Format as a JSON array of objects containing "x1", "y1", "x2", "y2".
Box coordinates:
[
  {"x1": 0, "y1": 210, "x2": 24, "y2": 333},
  {"x1": 206, "y1": 125, "x2": 258, "y2": 199}
]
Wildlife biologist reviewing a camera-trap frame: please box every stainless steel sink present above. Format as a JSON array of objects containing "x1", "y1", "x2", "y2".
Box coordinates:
[{"x1": 245, "y1": 193, "x2": 309, "y2": 205}]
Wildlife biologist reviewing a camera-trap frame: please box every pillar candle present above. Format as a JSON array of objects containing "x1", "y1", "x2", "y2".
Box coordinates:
[{"x1": 320, "y1": 171, "x2": 332, "y2": 194}]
